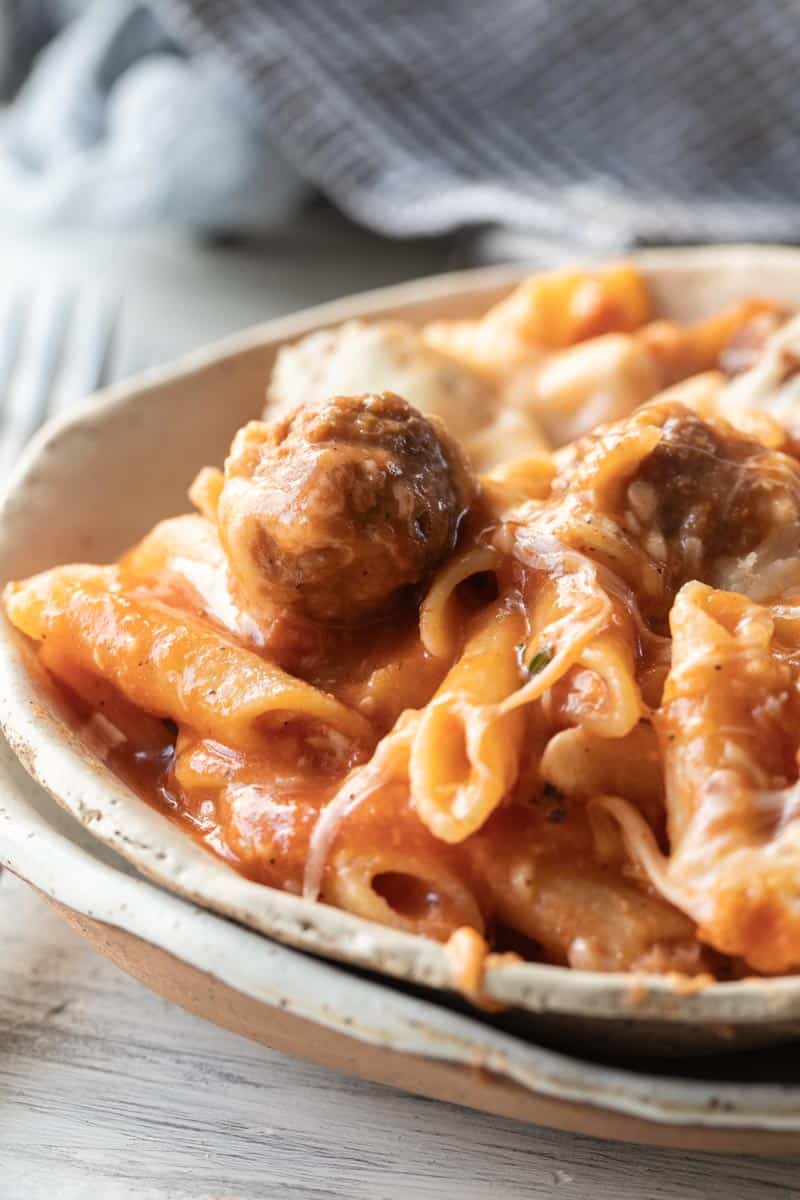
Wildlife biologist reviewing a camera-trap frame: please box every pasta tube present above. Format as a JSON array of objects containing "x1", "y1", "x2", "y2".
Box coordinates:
[
  {"x1": 410, "y1": 600, "x2": 526, "y2": 843},
  {"x1": 596, "y1": 582, "x2": 800, "y2": 972},
  {"x1": 5, "y1": 565, "x2": 373, "y2": 752},
  {"x1": 466, "y1": 803, "x2": 696, "y2": 970}
]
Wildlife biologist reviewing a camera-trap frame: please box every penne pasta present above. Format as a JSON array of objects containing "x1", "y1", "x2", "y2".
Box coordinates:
[
  {"x1": 597, "y1": 582, "x2": 800, "y2": 972},
  {"x1": 410, "y1": 600, "x2": 526, "y2": 843},
  {"x1": 40, "y1": 640, "x2": 174, "y2": 754},
  {"x1": 5, "y1": 565, "x2": 373, "y2": 753},
  {"x1": 484, "y1": 450, "x2": 556, "y2": 500},
  {"x1": 324, "y1": 797, "x2": 486, "y2": 942},
  {"x1": 419, "y1": 544, "x2": 501, "y2": 659},
  {"x1": 541, "y1": 723, "x2": 664, "y2": 816},
  {"x1": 465, "y1": 803, "x2": 698, "y2": 971},
  {"x1": 550, "y1": 628, "x2": 642, "y2": 739},
  {"x1": 424, "y1": 262, "x2": 652, "y2": 377}
]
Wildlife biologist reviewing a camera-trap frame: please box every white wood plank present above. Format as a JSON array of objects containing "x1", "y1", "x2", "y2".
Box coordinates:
[{"x1": 1, "y1": 871, "x2": 798, "y2": 1200}]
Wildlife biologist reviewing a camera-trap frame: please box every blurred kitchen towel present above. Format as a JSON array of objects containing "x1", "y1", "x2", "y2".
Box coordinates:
[{"x1": 2, "y1": 0, "x2": 800, "y2": 251}]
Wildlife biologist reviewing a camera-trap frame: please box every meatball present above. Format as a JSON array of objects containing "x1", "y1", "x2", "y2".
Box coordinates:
[
  {"x1": 548, "y1": 401, "x2": 800, "y2": 620},
  {"x1": 621, "y1": 403, "x2": 800, "y2": 603},
  {"x1": 217, "y1": 392, "x2": 474, "y2": 623}
]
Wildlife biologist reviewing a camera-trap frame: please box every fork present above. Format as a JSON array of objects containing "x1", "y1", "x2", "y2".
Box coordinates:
[
  {"x1": 0, "y1": 280, "x2": 120, "y2": 879},
  {"x1": 0, "y1": 282, "x2": 119, "y2": 478}
]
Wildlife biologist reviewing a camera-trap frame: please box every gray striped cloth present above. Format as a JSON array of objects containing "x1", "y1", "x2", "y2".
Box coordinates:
[
  {"x1": 154, "y1": 0, "x2": 800, "y2": 250},
  {"x1": 4, "y1": 0, "x2": 800, "y2": 250}
]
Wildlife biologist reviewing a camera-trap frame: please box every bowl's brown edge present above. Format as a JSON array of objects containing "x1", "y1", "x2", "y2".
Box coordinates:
[{"x1": 35, "y1": 880, "x2": 800, "y2": 1155}]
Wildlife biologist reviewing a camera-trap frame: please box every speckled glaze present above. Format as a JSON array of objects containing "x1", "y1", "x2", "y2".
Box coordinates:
[{"x1": 4, "y1": 250, "x2": 800, "y2": 1121}]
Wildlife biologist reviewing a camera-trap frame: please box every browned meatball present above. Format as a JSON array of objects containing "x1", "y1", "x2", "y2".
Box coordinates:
[
  {"x1": 217, "y1": 392, "x2": 474, "y2": 623},
  {"x1": 549, "y1": 401, "x2": 800, "y2": 624},
  {"x1": 622, "y1": 404, "x2": 800, "y2": 602}
]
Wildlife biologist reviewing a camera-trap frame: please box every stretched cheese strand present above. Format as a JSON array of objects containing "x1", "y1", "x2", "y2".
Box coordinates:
[{"x1": 303, "y1": 712, "x2": 417, "y2": 902}]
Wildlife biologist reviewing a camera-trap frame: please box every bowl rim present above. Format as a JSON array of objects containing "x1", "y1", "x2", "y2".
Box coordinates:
[{"x1": 4, "y1": 243, "x2": 800, "y2": 1030}]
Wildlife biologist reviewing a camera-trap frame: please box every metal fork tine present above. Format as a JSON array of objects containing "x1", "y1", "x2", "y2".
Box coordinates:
[
  {"x1": 47, "y1": 286, "x2": 120, "y2": 418},
  {"x1": 0, "y1": 283, "x2": 74, "y2": 476}
]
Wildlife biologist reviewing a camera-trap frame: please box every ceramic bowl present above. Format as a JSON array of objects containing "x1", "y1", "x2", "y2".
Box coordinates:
[
  {"x1": 4, "y1": 246, "x2": 800, "y2": 1070},
  {"x1": 7, "y1": 732, "x2": 800, "y2": 1153}
]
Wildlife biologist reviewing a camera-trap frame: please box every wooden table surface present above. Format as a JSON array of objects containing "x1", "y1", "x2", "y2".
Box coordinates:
[{"x1": 2, "y1": 223, "x2": 800, "y2": 1198}]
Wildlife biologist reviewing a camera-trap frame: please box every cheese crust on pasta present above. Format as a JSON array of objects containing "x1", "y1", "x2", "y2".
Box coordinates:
[{"x1": 8, "y1": 262, "x2": 800, "y2": 991}]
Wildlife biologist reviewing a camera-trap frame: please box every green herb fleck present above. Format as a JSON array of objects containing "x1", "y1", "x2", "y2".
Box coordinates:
[{"x1": 527, "y1": 646, "x2": 553, "y2": 675}]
